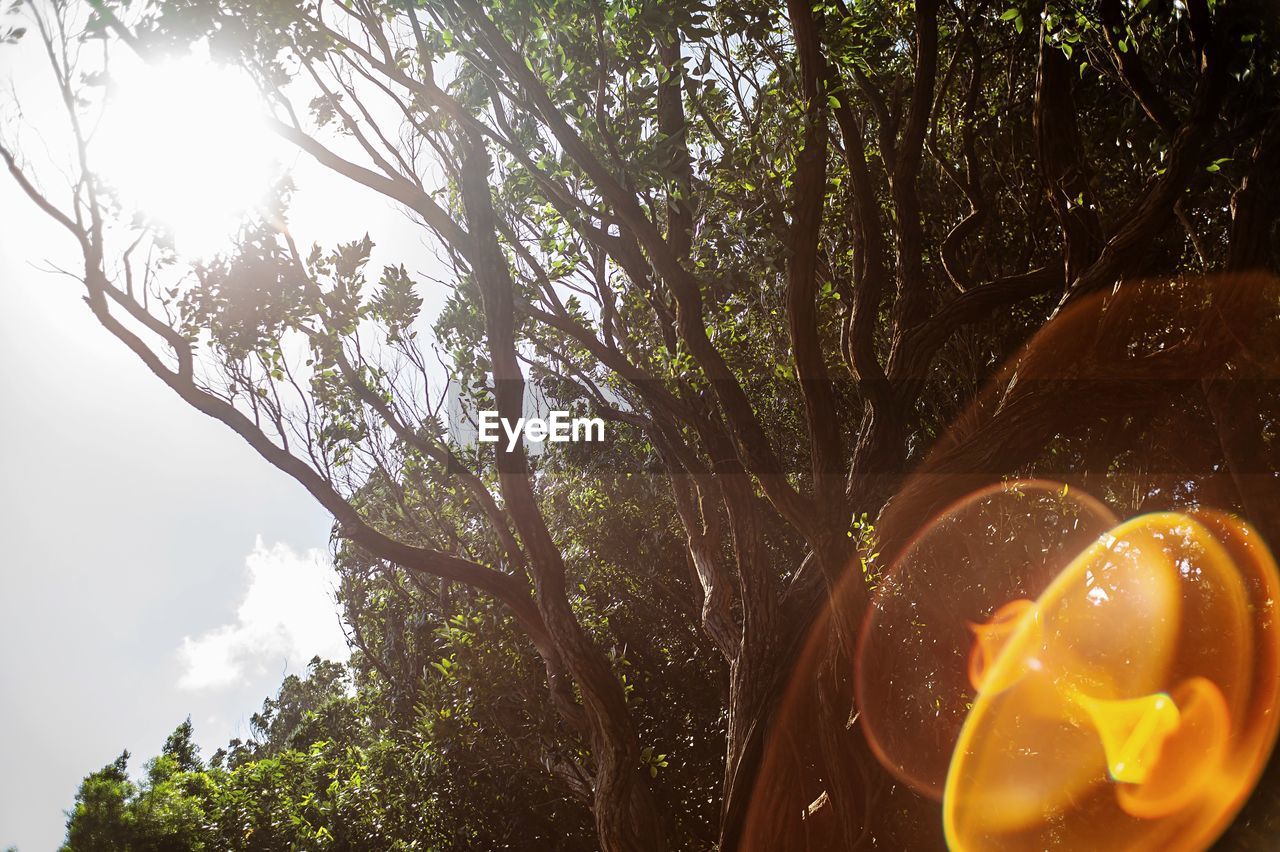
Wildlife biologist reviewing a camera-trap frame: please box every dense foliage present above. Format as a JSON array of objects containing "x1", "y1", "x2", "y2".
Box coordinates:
[
  {"x1": 10, "y1": 0, "x2": 1280, "y2": 847},
  {"x1": 61, "y1": 660, "x2": 600, "y2": 851}
]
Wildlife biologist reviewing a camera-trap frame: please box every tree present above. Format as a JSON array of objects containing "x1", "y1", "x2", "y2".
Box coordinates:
[
  {"x1": 63, "y1": 660, "x2": 601, "y2": 850},
  {"x1": 62, "y1": 737, "x2": 210, "y2": 852},
  {"x1": 62, "y1": 753, "x2": 135, "y2": 851},
  {"x1": 9, "y1": 0, "x2": 1280, "y2": 848},
  {"x1": 163, "y1": 719, "x2": 203, "y2": 775}
]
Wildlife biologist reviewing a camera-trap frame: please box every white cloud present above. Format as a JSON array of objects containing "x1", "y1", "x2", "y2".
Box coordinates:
[{"x1": 178, "y1": 538, "x2": 350, "y2": 690}]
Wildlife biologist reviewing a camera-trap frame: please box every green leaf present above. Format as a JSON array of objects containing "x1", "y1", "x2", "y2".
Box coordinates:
[{"x1": 999, "y1": 8, "x2": 1019, "y2": 20}]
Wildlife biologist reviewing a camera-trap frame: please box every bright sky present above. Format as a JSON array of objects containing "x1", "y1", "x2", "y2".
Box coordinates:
[{"x1": 0, "y1": 25, "x2": 447, "y2": 852}]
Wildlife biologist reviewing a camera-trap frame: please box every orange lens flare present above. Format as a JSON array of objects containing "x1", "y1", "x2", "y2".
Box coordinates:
[
  {"x1": 856, "y1": 481, "x2": 1119, "y2": 798},
  {"x1": 1115, "y1": 677, "x2": 1231, "y2": 821},
  {"x1": 1073, "y1": 689, "x2": 1182, "y2": 786},
  {"x1": 968, "y1": 599, "x2": 1035, "y2": 693},
  {"x1": 942, "y1": 509, "x2": 1280, "y2": 852}
]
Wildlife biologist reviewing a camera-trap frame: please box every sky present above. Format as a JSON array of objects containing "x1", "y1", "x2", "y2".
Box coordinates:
[{"x1": 0, "y1": 23, "x2": 444, "y2": 852}]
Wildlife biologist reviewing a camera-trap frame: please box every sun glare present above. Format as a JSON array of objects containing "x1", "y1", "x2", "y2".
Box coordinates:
[{"x1": 94, "y1": 52, "x2": 279, "y2": 259}]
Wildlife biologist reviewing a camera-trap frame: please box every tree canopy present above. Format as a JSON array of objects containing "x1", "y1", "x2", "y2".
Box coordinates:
[{"x1": 9, "y1": 0, "x2": 1280, "y2": 848}]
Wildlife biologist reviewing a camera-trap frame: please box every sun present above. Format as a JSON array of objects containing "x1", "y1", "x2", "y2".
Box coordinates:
[{"x1": 93, "y1": 50, "x2": 280, "y2": 259}]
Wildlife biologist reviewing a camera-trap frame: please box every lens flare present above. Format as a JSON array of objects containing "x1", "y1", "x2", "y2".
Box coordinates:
[
  {"x1": 855, "y1": 480, "x2": 1119, "y2": 798},
  {"x1": 942, "y1": 508, "x2": 1280, "y2": 851},
  {"x1": 743, "y1": 276, "x2": 1280, "y2": 850}
]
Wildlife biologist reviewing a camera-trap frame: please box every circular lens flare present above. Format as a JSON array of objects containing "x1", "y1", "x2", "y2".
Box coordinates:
[
  {"x1": 943, "y1": 509, "x2": 1280, "y2": 852},
  {"x1": 855, "y1": 480, "x2": 1119, "y2": 798}
]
